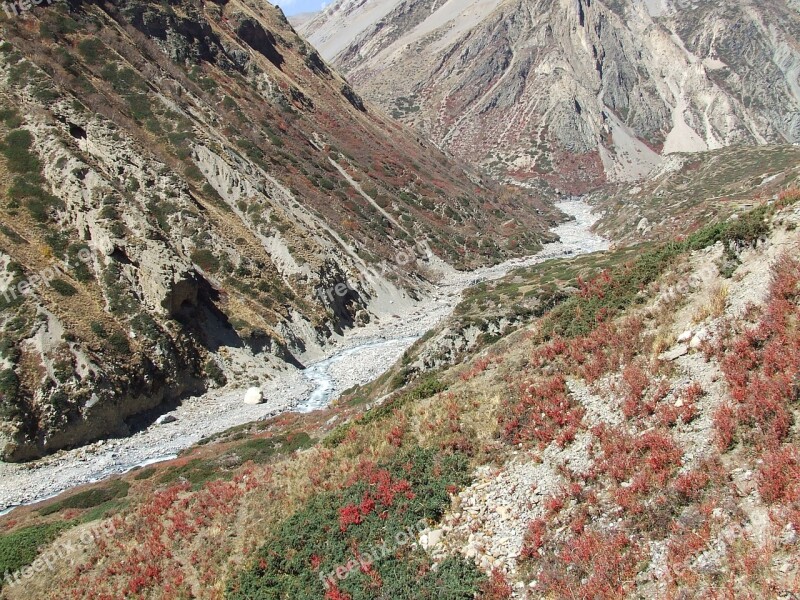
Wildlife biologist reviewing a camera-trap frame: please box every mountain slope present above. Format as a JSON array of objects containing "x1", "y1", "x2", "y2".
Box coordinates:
[
  {"x1": 0, "y1": 0, "x2": 557, "y2": 460},
  {"x1": 301, "y1": 0, "x2": 800, "y2": 191},
  {"x1": 5, "y1": 190, "x2": 798, "y2": 600}
]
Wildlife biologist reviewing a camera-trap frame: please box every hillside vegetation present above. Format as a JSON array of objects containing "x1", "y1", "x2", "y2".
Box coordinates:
[{"x1": 2, "y1": 188, "x2": 797, "y2": 599}]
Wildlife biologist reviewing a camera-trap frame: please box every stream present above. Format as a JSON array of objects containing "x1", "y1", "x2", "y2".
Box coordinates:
[{"x1": 0, "y1": 198, "x2": 607, "y2": 515}]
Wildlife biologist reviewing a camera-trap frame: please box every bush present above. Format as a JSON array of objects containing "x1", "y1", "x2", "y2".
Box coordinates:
[
  {"x1": 191, "y1": 249, "x2": 221, "y2": 273},
  {"x1": 204, "y1": 358, "x2": 227, "y2": 387},
  {"x1": 757, "y1": 447, "x2": 799, "y2": 504},
  {"x1": 107, "y1": 331, "x2": 130, "y2": 353},
  {"x1": 77, "y1": 38, "x2": 105, "y2": 64},
  {"x1": 38, "y1": 480, "x2": 130, "y2": 516},
  {"x1": 9, "y1": 175, "x2": 63, "y2": 222},
  {"x1": 227, "y1": 448, "x2": 480, "y2": 600},
  {"x1": 0, "y1": 368, "x2": 21, "y2": 419},
  {"x1": 50, "y1": 279, "x2": 78, "y2": 296},
  {"x1": 0, "y1": 523, "x2": 66, "y2": 583},
  {"x1": 1, "y1": 129, "x2": 39, "y2": 174},
  {"x1": 90, "y1": 321, "x2": 107, "y2": 338}
]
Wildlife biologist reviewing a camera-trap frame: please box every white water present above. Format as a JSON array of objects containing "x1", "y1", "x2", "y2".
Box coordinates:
[{"x1": 0, "y1": 199, "x2": 607, "y2": 515}]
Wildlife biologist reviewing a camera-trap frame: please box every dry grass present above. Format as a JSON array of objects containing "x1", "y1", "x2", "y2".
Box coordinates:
[{"x1": 693, "y1": 282, "x2": 729, "y2": 323}]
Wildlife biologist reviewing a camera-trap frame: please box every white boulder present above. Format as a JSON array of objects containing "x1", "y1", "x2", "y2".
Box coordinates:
[{"x1": 244, "y1": 387, "x2": 264, "y2": 405}]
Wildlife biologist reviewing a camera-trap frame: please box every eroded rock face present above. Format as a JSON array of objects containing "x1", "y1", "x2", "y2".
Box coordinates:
[
  {"x1": 302, "y1": 0, "x2": 800, "y2": 190},
  {"x1": 0, "y1": 0, "x2": 556, "y2": 460},
  {"x1": 230, "y1": 13, "x2": 285, "y2": 68}
]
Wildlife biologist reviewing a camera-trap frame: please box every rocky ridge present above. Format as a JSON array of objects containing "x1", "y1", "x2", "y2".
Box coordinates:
[{"x1": 302, "y1": 0, "x2": 800, "y2": 190}]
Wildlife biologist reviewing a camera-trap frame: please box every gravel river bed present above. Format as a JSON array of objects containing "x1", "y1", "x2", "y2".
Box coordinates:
[{"x1": 0, "y1": 199, "x2": 607, "y2": 514}]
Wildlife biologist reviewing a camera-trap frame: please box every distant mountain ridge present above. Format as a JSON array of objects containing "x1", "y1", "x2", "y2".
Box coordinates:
[{"x1": 301, "y1": 0, "x2": 800, "y2": 192}]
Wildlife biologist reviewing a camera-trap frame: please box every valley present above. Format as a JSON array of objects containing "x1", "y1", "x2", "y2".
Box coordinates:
[
  {"x1": 0, "y1": 198, "x2": 606, "y2": 515},
  {"x1": 0, "y1": 0, "x2": 799, "y2": 597}
]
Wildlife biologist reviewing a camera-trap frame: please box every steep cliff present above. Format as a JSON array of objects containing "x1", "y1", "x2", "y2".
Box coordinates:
[
  {"x1": 0, "y1": 0, "x2": 557, "y2": 460},
  {"x1": 302, "y1": 0, "x2": 800, "y2": 191}
]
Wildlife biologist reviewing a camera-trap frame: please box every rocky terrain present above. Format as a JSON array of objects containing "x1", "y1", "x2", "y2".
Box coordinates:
[
  {"x1": 0, "y1": 198, "x2": 603, "y2": 515},
  {"x1": 0, "y1": 0, "x2": 560, "y2": 461},
  {"x1": 2, "y1": 181, "x2": 796, "y2": 600},
  {"x1": 301, "y1": 0, "x2": 800, "y2": 190},
  {"x1": 590, "y1": 144, "x2": 800, "y2": 245},
  {"x1": 1, "y1": 0, "x2": 799, "y2": 598}
]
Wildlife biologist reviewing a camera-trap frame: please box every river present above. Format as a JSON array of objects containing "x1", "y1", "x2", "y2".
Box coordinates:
[{"x1": 0, "y1": 198, "x2": 607, "y2": 515}]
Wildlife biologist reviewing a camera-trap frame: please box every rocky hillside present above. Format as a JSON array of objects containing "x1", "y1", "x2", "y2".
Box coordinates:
[
  {"x1": 2, "y1": 186, "x2": 797, "y2": 599},
  {"x1": 0, "y1": 0, "x2": 559, "y2": 461},
  {"x1": 301, "y1": 0, "x2": 800, "y2": 191},
  {"x1": 591, "y1": 144, "x2": 800, "y2": 245}
]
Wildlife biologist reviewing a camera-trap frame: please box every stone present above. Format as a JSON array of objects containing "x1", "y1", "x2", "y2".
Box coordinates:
[
  {"x1": 427, "y1": 529, "x2": 443, "y2": 547},
  {"x1": 244, "y1": 387, "x2": 264, "y2": 405},
  {"x1": 155, "y1": 414, "x2": 177, "y2": 425},
  {"x1": 690, "y1": 328, "x2": 709, "y2": 349},
  {"x1": 661, "y1": 344, "x2": 689, "y2": 361}
]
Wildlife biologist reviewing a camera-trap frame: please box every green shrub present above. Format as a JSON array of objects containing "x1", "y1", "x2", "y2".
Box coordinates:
[
  {"x1": 230, "y1": 432, "x2": 313, "y2": 464},
  {"x1": 0, "y1": 523, "x2": 66, "y2": 583},
  {"x1": 38, "y1": 480, "x2": 130, "y2": 516},
  {"x1": 362, "y1": 375, "x2": 448, "y2": 426},
  {"x1": 0, "y1": 369, "x2": 21, "y2": 418},
  {"x1": 67, "y1": 245, "x2": 94, "y2": 282},
  {"x1": 107, "y1": 331, "x2": 130, "y2": 354},
  {"x1": 133, "y1": 467, "x2": 156, "y2": 480},
  {"x1": 1, "y1": 130, "x2": 39, "y2": 174},
  {"x1": 191, "y1": 249, "x2": 221, "y2": 273},
  {"x1": 90, "y1": 322, "x2": 107, "y2": 338},
  {"x1": 323, "y1": 422, "x2": 353, "y2": 448},
  {"x1": 0, "y1": 109, "x2": 21, "y2": 129},
  {"x1": 50, "y1": 279, "x2": 78, "y2": 297},
  {"x1": 9, "y1": 175, "x2": 63, "y2": 222},
  {"x1": 227, "y1": 448, "x2": 481, "y2": 600},
  {"x1": 77, "y1": 38, "x2": 106, "y2": 64},
  {"x1": 204, "y1": 359, "x2": 227, "y2": 387}
]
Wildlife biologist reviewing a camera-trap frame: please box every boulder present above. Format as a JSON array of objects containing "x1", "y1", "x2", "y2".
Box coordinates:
[{"x1": 244, "y1": 387, "x2": 264, "y2": 405}]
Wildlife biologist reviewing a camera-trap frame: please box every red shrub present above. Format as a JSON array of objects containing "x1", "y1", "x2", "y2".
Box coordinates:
[
  {"x1": 718, "y1": 255, "x2": 800, "y2": 450},
  {"x1": 538, "y1": 530, "x2": 641, "y2": 600},
  {"x1": 500, "y1": 375, "x2": 584, "y2": 449},
  {"x1": 758, "y1": 446, "x2": 800, "y2": 504},
  {"x1": 673, "y1": 469, "x2": 710, "y2": 502},
  {"x1": 339, "y1": 504, "x2": 363, "y2": 532},
  {"x1": 521, "y1": 518, "x2": 548, "y2": 559},
  {"x1": 325, "y1": 585, "x2": 353, "y2": 600},
  {"x1": 592, "y1": 425, "x2": 682, "y2": 511},
  {"x1": 479, "y1": 568, "x2": 513, "y2": 600},
  {"x1": 461, "y1": 356, "x2": 492, "y2": 381},
  {"x1": 713, "y1": 403, "x2": 737, "y2": 451},
  {"x1": 387, "y1": 426, "x2": 404, "y2": 447},
  {"x1": 622, "y1": 362, "x2": 649, "y2": 412}
]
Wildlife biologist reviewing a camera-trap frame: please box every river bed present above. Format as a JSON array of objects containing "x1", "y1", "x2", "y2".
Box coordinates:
[{"x1": 0, "y1": 199, "x2": 607, "y2": 515}]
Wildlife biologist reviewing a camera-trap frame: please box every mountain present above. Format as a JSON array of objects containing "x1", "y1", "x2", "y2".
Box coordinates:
[
  {"x1": 0, "y1": 0, "x2": 558, "y2": 460},
  {"x1": 301, "y1": 0, "x2": 800, "y2": 192},
  {"x1": 287, "y1": 10, "x2": 319, "y2": 28},
  {"x1": 6, "y1": 186, "x2": 799, "y2": 600}
]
